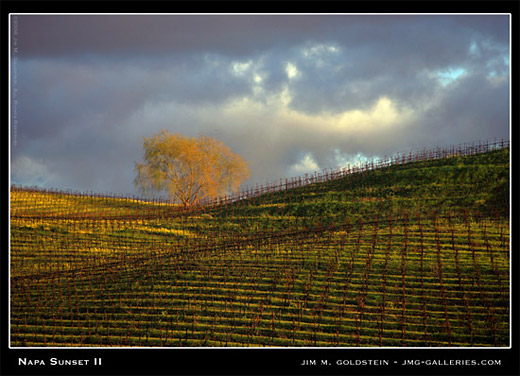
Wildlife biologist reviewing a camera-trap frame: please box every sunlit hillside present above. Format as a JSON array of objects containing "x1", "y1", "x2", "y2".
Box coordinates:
[{"x1": 10, "y1": 142, "x2": 510, "y2": 347}]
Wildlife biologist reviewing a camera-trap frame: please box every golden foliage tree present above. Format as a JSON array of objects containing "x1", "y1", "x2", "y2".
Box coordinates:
[{"x1": 134, "y1": 130, "x2": 250, "y2": 206}]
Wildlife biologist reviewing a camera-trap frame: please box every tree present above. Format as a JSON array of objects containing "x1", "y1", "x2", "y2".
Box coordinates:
[{"x1": 134, "y1": 130, "x2": 250, "y2": 206}]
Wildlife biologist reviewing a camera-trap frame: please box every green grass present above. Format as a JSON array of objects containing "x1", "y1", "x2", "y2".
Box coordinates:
[{"x1": 10, "y1": 147, "x2": 510, "y2": 347}]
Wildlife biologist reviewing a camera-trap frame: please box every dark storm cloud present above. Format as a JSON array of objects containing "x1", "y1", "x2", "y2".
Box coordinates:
[
  {"x1": 17, "y1": 15, "x2": 330, "y2": 59},
  {"x1": 15, "y1": 54, "x2": 252, "y2": 143},
  {"x1": 11, "y1": 14, "x2": 510, "y2": 195},
  {"x1": 17, "y1": 15, "x2": 508, "y2": 59},
  {"x1": 420, "y1": 73, "x2": 510, "y2": 145}
]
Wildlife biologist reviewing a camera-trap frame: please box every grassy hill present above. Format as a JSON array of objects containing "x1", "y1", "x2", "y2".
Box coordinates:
[{"x1": 10, "y1": 144, "x2": 510, "y2": 347}]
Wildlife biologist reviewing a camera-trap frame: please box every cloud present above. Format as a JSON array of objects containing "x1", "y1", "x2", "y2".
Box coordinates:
[
  {"x1": 10, "y1": 14, "x2": 510, "y2": 195},
  {"x1": 435, "y1": 67, "x2": 468, "y2": 87},
  {"x1": 11, "y1": 156, "x2": 56, "y2": 187},
  {"x1": 289, "y1": 153, "x2": 320, "y2": 176},
  {"x1": 16, "y1": 15, "x2": 331, "y2": 59}
]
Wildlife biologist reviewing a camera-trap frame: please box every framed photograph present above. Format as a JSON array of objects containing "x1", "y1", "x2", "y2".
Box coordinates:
[{"x1": 4, "y1": 2, "x2": 518, "y2": 375}]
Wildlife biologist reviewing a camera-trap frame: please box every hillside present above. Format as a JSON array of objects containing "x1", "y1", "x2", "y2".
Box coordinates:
[{"x1": 10, "y1": 143, "x2": 510, "y2": 347}]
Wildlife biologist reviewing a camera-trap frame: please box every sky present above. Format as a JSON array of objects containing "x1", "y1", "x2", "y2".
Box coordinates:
[{"x1": 10, "y1": 14, "x2": 510, "y2": 196}]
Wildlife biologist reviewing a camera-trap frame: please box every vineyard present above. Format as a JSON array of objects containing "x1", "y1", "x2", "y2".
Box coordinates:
[{"x1": 10, "y1": 140, "x2": 510, "y2": 347}]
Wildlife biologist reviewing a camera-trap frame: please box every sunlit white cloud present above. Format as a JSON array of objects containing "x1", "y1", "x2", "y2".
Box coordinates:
[
  {"x1": 220, "y1": 92, "x2": 414, "y2": 139},
  {"x1": 333, "y1": 97, "x2": 414, "y2": 134},
  {"x1": 333, "y1": 149, "x2": 371, "y2": 169},
  {"x1": 285, "y1": 62, "x2": 300, "y2": 80},
  {"x1": 230, "y1": 60, "x2": 252, "y2": 76},
  {"x1": 301, "y1": 42, "x2": 341, "y2": 69},
  {"x1": 301, "y1": 42, "x2": 340, "y2": 58},
  {"x1": 288, "y1": 153, "x2": 320, "y2": 176}
]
